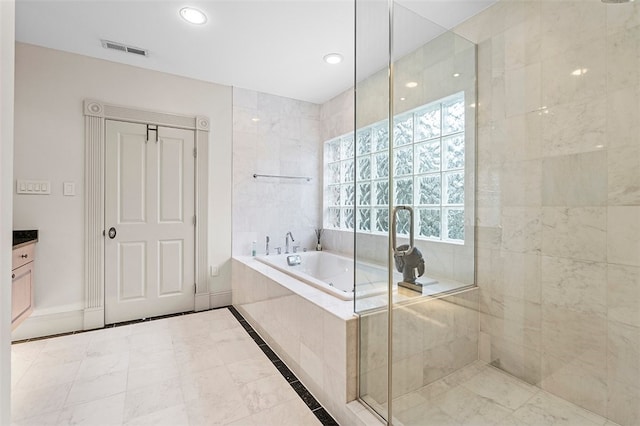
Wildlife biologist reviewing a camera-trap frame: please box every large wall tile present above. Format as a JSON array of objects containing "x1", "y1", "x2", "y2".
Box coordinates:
[
  {"x1": 541, "y1": 207, "x2": 607, "y2": 262},
  {"x1": 542, "y1": 151, "x2": 607, "y2": 207},
  {"x1": 501, "y1": 207, "x2": 542, "y2": 254},
  {"x1": 608, "y1": 264, "x2": 640, "y2": 328},
  {"x1": 608, "y1": 144, "x2": 640, "y2": 206},
  {"x1": 541, "y1": 256, "x2": 607, "y2": 316},
  {"x1": 607, "y1": 206, "x2": 640, "y2": 266},
  {"x1": 541, "y1": 97, "x2": 607, "y2": 157},
  {"x1": 541, "y1": 353, "x2": 608, "y2": 418}
]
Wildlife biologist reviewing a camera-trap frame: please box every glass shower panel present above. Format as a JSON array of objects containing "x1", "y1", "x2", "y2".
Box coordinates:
[
  {"x1": 388, "y1": 3, "x2": 478, "y2": 425},
  {"x1": 354, "y1": 0, "x2": 391, "y2": 420}
]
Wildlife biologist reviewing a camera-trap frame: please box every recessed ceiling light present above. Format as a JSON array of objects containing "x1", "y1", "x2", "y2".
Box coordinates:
[
  {"x1": 251, "y1": 117, "x2": 260, "y2": 122},
  {"x1": 180, "y1": 7, "x2": 207, "y2": 25},
  {"x1": 323, "y1": 53, "x2": 343, "y2": 65},
  {"x1": 571, "y1": 68, "x2": 588, "y2": 76},
  {"x1": 400, "y1": 97, "x2": 406, "y2": 101},
  {"x1": 405, "y1": 81, "x2": 418, "y2": 88},
  {"x1": 453, "y1": 73, "x2": 461, "y2": 77}
]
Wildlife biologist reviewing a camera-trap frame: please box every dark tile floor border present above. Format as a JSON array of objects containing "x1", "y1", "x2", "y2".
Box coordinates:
[{"x1": 227, "y1": 305, "x2": 340, "y2": 426}]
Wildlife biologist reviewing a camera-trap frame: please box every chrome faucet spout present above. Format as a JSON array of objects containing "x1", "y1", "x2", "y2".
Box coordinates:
[
  {"x1": 285, "y1": 232, "x2": 295, "y2": 254},
  {"x1": 266, "y1": 236, "x2": 270, "y2": 256}
]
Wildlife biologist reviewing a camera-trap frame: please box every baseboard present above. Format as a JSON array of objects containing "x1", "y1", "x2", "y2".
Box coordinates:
[
  {"x1": 83, "y1": 307, "x2": 104, "y2": 331},
  {"x1": 11, "y1": 308, "x2": 84, "y2": 341},
  {"x1": 195, "y1": 292, "x2": 210, "y2": 312},
  {"x1": 210, "y1": 290, "x2": 232, "y2": 308}
]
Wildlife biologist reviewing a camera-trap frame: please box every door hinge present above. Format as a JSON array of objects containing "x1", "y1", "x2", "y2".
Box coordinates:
[
  {"x1": 193, "y1": 148, "x2": 197, "y2": 158},
  {"x1": 193, "y1": 215, "x2": 196, "y2": 226},
  {"x1": 194, "y1": 283, "x2": 197, "y2": 294}
]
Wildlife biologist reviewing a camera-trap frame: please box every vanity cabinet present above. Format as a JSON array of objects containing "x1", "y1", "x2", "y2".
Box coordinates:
[{"x1": 11, "y1": 242, "x2": 35, "y2": 330}]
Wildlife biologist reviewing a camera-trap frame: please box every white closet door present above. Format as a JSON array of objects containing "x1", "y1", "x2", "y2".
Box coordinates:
[{"x1": 105, "y1": 120, "x2": 195, "y2": 324}]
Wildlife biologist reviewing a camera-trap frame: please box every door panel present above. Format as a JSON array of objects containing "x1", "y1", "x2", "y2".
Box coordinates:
[
  {"x1": 159, "y1": 240, "x2": 183, "y2": 296},
  {"x1": 118, "y1": 242, "x2": 146, "y2": 300},
  {"x1": 158, "y1": 136, "x2": 184, "y2": 223},
  {"x1": 105, "y1": 120, "x2": 195, "y2": 324},
  {"x1": 118, "y1": 132, "x2": 147, "y2": 224}
]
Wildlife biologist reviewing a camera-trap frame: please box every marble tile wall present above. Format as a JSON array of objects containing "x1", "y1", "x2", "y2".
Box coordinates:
[
  {"x1": 232, "y1": 88, "x2": 322, "y2": 256},
  {"x1": 454, "y1": 0, "x2": 640, "y2": 424}
]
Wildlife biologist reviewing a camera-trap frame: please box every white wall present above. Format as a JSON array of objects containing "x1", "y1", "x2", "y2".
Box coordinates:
[
  {"x1": 12, "y1": 43, "x2": 232, "y2": 339},
  {"x1": 0, "y1": 0, "x2": 15, "y2": 422}
]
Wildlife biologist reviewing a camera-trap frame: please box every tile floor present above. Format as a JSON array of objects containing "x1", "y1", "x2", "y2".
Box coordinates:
[
  {"x1": 366, "y1": 360, "x2": 620, "y2": 426},
  {"x1": 10, "y1": 308, "x2": 325, "y2": 426},
  {"x1": 11, "y1": 307, "x2": 622, "y2": 426}
]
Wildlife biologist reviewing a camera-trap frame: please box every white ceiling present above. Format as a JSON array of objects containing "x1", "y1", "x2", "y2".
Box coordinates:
[{"x1": 15, "y1": 0, "x2": 495, "y2": 104}]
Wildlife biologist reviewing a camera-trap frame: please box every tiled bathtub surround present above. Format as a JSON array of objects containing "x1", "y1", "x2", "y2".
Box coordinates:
[
  {"x1": 452, "y1": 0, "x2": 640, "y2": 424},
  {"x1": 231, "y1": 257, "x2": 358, "y2": 426},
  {"x1": 232, "y1": 88, "x2": 322, "y2": 256}
]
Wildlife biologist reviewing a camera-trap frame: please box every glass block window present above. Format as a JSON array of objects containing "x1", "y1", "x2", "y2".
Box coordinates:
[{"x1": 324, "y1": 92, "x2": 465, "y2": 243}]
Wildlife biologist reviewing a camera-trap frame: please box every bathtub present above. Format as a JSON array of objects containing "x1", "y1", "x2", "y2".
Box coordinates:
[{"x1": 256, "y1": 251, "x2": 397, "y2": 301}]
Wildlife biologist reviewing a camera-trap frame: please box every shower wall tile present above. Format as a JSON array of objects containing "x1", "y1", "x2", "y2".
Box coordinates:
[
  {"x1": 502, "y1": 160, "x2": 541, "y2": 207},
  {"x1": 541, "y1": 37, "x2": 607, "y2": 109},
  {"x1": 501, "y1": 207, "x2": 542, "y2": 254},
  {"x1": 540, "y1": 353, "x2": 608, "y2": 418},
  {"x1": 541, "y1": 303, "x2": 607, "y2": 371},
  {"x1": 607, "y1": 264, "x2": 640, "y2": 328},
  {"x1": 607, "y1": 320, "x2": 640, "y2": 388},
  {"x1": 539, "y1": 1, "x2": 606, "y2": 61},
  {"x1": 607, "y1": 378, "x2": 640, "y2": 426},
  {"x1": 608, "y1": 144, "x2": 640, "y2": 205},
  {"x1": 541, "y1": 207, "x2": 607, "y2": 262},
  {"x1": 504, "y1": 62, "x2": 542, "y2": 117},
  {"x1": 542, "y1": 151, "x2": 608, "y2": 207},
  {"x1": 607, "y1": 206, "x2": 640, "y2": 266},
  {"x1": 606, "y1": 26, "x2": 640, "y2": 92},
  {"x1": 504, "y1": 112, "x2": 542, "y2": 161},
  {"x1": 541, "y1": 97, "x2": 607, "y2": 157},
  {"x1": 500, "y1": 251, "x2": 541, "y2": 304},
  {"x1": 607, "y1": 87, "x2": 640, "y2": 150},
  {"x1": 455, "y1": 0, "x2": 640, "y2": 422}
]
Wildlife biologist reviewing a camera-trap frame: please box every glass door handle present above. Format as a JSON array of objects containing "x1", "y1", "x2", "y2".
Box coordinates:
[{"x1": 392, "y1": 205, "x2": 414, "y2": 254}]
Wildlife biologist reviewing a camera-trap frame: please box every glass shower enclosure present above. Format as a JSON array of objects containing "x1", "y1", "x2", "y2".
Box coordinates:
[{"x1": 354, "y1": 1, "x2": 478, "y2": 424}]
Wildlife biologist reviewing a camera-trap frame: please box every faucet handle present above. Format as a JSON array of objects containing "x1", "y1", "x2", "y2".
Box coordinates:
[
  {"x1": 292, "y1": 245, "x2": 300, "y2": 253},
  {"x1": 275, "y1": 247, "x2": 282, "y2": 255}
]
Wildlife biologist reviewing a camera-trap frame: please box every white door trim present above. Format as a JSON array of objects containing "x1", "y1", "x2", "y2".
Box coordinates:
[{"x1": 83, "y1": 99, "x2": 211, "y2": 330}]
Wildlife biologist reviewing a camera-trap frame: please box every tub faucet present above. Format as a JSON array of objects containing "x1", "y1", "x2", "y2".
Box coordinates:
[
  {"x1": 285, "y1": 232, "x2": 295, "y2": 254},
  {"x1": 266, "y1": 236, "x2": 270, "y2": 256}
]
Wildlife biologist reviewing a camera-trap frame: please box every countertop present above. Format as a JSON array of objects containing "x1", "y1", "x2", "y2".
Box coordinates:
[{"x1": 13, "y1": 230, "x2": 38, "y2": 249}]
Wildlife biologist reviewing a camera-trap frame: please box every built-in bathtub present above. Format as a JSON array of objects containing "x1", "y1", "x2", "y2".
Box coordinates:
[
  {"x1": 232, "y1": 251, "x2": 478, "y2": 425},
  {"x1": 255, "y1": 251, "x2": 456, "y2": 303},
  {"x1": 256, "y1": 251, "x2": 395, "y2": 301}
]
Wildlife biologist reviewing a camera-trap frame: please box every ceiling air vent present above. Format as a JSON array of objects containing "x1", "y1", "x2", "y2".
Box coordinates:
[{"x1": 101, "y1": 40, "x2": 148, "y2": 57}]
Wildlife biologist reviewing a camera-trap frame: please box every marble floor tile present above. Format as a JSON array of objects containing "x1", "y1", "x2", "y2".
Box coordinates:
[
  {"x1": 10, "y1": 308, "x2": 617, "y2": 426},
  {"x1": 57, "y1": 393, "x2": 125, "y2": 426},
  {"x1": 11, "y1": 381, "x2": 72, "y2": 421},
  {"x1": 239, "y1": 374, "x2": 298, "y2": 414},
  {"x1": 123, "y1": 377, "x2": 184, "y2": 422},
  {"x1": 65, "y1": 370, "x2": 128, "y2": 407},
  {"x1": 123, "y1": 403, "x2": 189, "y2": 426}
]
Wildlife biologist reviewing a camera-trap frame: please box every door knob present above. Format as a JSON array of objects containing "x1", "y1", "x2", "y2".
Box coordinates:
[{"x1": 108, "y1": 227, "x2": 117, "y2": 239}]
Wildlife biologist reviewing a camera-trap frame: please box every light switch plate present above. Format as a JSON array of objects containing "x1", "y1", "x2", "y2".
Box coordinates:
[
  {"x1": 63, "y1": 182, "x2": 75, "y2": 196},
  {"x1": 17, "y1": 179, "x2": 51, "y2": 195}
]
